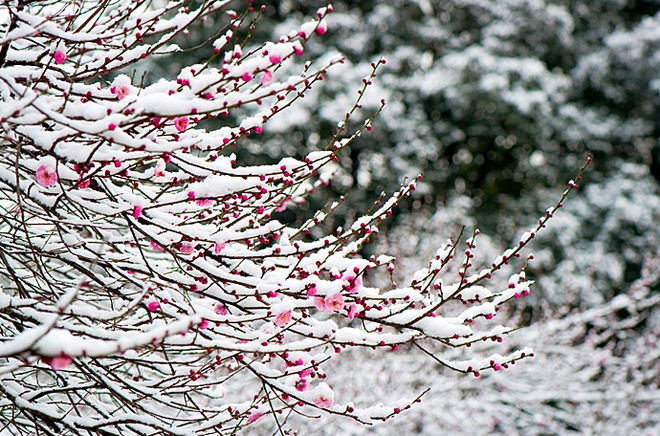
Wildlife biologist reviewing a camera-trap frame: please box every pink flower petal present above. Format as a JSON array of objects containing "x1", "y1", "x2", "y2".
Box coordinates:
[
  {"x1": 53, "y1": 51, "x2": 66, "y2": 64},
  {"x1": 36, "y1": 165, "x2": 58, "y2": 187},
  {"x1": 314, "y1": 395, "x2": 333, "y2": 408},
  {"x1": 274, "y1": 309, "x2": 292, "y2": 327},
  {"x1": 44, "y1": 355, "x2": 72, "y2": 370},
  {"x1": 174, "y1": 117, "x2": 189, "y2": 132}
]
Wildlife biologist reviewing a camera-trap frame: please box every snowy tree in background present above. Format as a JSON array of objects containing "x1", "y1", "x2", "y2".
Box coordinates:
[{"x1": 0, "y1": 1, "x2": 591, "y2": 434}]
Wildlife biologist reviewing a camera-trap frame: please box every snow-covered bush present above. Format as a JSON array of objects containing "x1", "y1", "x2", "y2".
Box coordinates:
[{"x1": 0, "y1": 1, "x2": 591, "y2": 434}]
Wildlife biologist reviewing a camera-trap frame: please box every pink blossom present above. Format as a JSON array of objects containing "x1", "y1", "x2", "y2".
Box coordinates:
[
  {"x1": 247, "y1": 412, "x2": 263, "y2": 423},
  {"x1": 198, "y1": 319, "x2": 209, "y2": 330},
  {"x1": 150, "y1": 241, "x2": 164, "y2": 251},
  {"x1": 195, "y1": 198, "x2": 213, "y2": 207},
  {"x1": 294, "y1": 44, "x2": 304, "y2": 56},
  {"x1": 343, "y1": 274, "x2": 362, "y2": 293},
  {"x1": 113, "y1": 85, "x2": 131, "y2": 100},
  {"x1": 347, "y1": 303, "x2": 358, "y2": 320},
  {"x1": 274, "y1": 309, "x2": 292, "y2": 327},
  {"x1": 179, "y1": 242, "x2": 194, "y2": 254},
  {"x1": 214, "y1": 242, "x2": 226, "y2": 254},
  {"x1": 147, "y1": 301, "x2": 159, "y2": 312},
  {"x1": 314, "y1": 395, "x2": 333, "y2": 408},
  {"x1": 313, "y1": 296, "x2": 326, "y2": 310},
  {"x1": 215, "y1": 304, "x2": 228, "y2": 315},
  {"x1": 315, "y1": 24, "x2": 327, "y2": 35},
  {"x1": 77, "y1": 179, "x2": 90, "y2": 189},
  {"x1": 260, "y1": 71, "x2": 273, "y2": 85},
  {"x1": 36, "y1": 165, "x2": 57, "y2": 187},
  {"x1": 174, "y1": 117, "x2": 188, "y2": 132},
  {"x1": 242, "y1": 72, "x2": 253, "y2": 82},
  {"x1": 154, "y1": 159, "x2": 166, "y2": 177},
  {"x1": 53, "y1": 50, "x2": 66, "y2": 64},
  {"x1": 132, "y1": 205, "x2": 142, "y2": 218},
  {"x1": 269, "y1": 54, "x2": 281, "y2": 64},
  {"x1": 44, "y1": 355, "x2": 72, "y2": 370},
  {"x1": 324, "y1": 293, "x2": 344, "y2": 312},
  {"x1": 295, "y1": 378, "x2": 308, "y2": 392}
]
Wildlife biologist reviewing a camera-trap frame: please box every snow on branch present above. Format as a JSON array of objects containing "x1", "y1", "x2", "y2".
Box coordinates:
[{"x1": 0, "y1": 1, "x2": 590, "y2": 434}]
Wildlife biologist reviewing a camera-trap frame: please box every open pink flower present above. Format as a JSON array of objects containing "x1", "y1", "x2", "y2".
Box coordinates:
[
  {"x1": 324, "y1": 293, "x2": 344, "y2": 312},
  {"x1": 179, "y1": 242, "x2": 194, "y2": 254},
  {"x1": 313, "y1": 296, "x2": 326, "y2": 310},
  {"x1": 112, "y1": 85, "x2": 131, "y2": 100},
  {"x1": 44, "y1": 355, "x2": 72, "y2": 370},
  {"x1": 260, "y1": 71, "x2": 273, "y2": 85},
  {"x1": 174, "y1": 117, "x2": 189, "y2": 132},
  {"x1": 343, "y1": 274, "x2": 362, "y2": 293},
  {"x1": 215, "y1": 304, "x2": 228, "y2": 315},
  {"x1": 314, "y1": 394, "x2": 333, "y2": 408},
  {"x1": 53, "y1": 50, "x2": 66, "y2": 64},
  {"x1": 274, "y1": 309, "x2": 292, "y2": 327},
  {"x1": 36, "y1": 165, "x2": 58, "y2": 187},
  {"x1": 295, "y1": 377, "x2": 308, "y2": 392},
  {"x1": 347, "y1": 303, "x2": 358, "y2": 320}
]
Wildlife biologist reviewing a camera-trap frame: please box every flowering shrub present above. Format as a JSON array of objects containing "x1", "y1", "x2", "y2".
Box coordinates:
[{"x1": 0, "y1": 1, "x2": 587, "y2": 434}]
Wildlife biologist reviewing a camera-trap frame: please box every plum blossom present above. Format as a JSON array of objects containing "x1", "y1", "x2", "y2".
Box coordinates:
[
  {"x1": 214, "y1": 242, "x2": 226, "y2": 254},
  {"x1": 53, "y1": 51, "x2": 66, "y2": 64},
  {"x1": 313, "y1": 383, "x2": 335, "y2": 408},
  {"x1": 313, "y1": 296, "x2": 326, "y2": 310},
  {"x1": 154, "y1": 159, "x2": 167, "y2": 177},
  {"x1": 195, "y1": 198, "x2": 214, "y2": 207},
  {"x1": 295, "y1": 377, "x2": 308, "y2": 392},
  {"x1": 343, "y1": 274, "x2": 362, "y2": 293},
  {"x1": 324, "y1": 293, "x2": 344, "y2": 312},
  {"x1": 274, "y1": 309, "x2": 292, "y2": 327},
  {"x1": 269, "y1": 54, "x2": 281, "y2": 64},
  {"x1": 36, "y1": 165, "x2": 57, "y2": 187},
  {"x1": 112, "y1": 85, "x2": 131, "y2": 100},
  {"x1": 43, "y1": 355, "x2": 72, "y2": 370},
  {"x1": 179, "y1": 242, "x2": 195, "y2": 254},
  {"x1": 132, "y1": 205, "x2": 143, "y2": 218},
  {"x1": 314, "y1": 394, "x2": 333, "y2": 408},
  {"x1": 147, "y1": 301, "x2": 159, "y2": 312},
  {"x1": 110, "y1": 75, "x2": 133, "y2": 100},
  {"x1": 347, "y1": 303, "x2": 358, "y2": 320},
  {"x1": 260, "y1": 71, "x2": 273, "y2": 85},
  {"x1": 174, "y1": 117, "x2": 188, "y2": 132},
  {"x1": 215, "y1": 304, "x2": 228, "y2": 315},
  {"x1": 247, "y1": 412, "x2": 263, "y2": 423}
]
